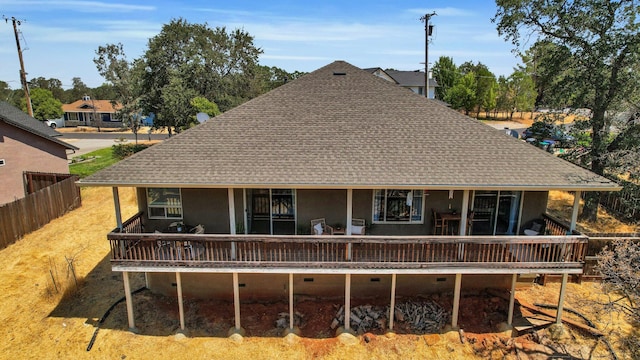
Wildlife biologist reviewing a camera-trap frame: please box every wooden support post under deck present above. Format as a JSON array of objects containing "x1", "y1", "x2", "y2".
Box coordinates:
[
  {"x1": 345, "y1": 274, "x2": 351, "y2": 331},
  {"x1": 289, "y1": 273, "x2": 294, "y2": 330},
  {"x1": 112, "y1": 187, "x2": 122, "y2": 230},
  {"x1": 389, "y1": 273, "x2": 397, "y2": 331},
  {"x1": 570, "y1": 191, "x2": 581, "y2": 233},
  {"x1": 507, "y1": 273, "x2": 517, "y2": 325},
  {"x1": 556, "y1": 273, "x2": 569, "y2": 324},
  {"x1": 233, "y1": 272, "x2": 241, "y2": 330},
  {"x1": 176, "y1": 272, "x2": 185, "y2": 331},
  {"x1": 228, "y1": 188, "x2": 236, "y2": 260},
  {"x1": 451, "y1": 273, "x2": 462, "y2": 328},
  {"x1": 122, "y1": 271, "x2": 135, "y2": 330}
]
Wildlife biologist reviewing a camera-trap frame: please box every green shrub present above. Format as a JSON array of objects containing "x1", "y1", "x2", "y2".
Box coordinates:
[{"x1": 112, "y1": 143, "x2": 150, "y2": 159}]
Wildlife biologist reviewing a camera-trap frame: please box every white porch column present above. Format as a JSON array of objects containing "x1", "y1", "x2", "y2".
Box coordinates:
[
  {"x1": 176, "y1": 272, "x2": 185, "y2": 330},
  {"x1": 122, "y1": 271, "x2": 136, "y2": 331},
  {"x1": 346, "y1": 189, "x2": 353, "y2": 235},
  {"x1": 112, "y1": 187, "x2": 122, "y2": 230},
  {"x1": 344, "y1": 274, "x2": 351, "y2": 331},
  {"x1": 556, "y1": 273, "x2": 569, "y2": 324},
  {"x1": 458, "y1": 190, "x2": 470, "y2": 235},
  {"x1": 228, "y1": 188, "x2": 236, "y2": 260},
  {"x1": 346, "y1": 189, "x2": 353, "y2": 260},
  {"x1": 451, "y1": 273, "x2": 462, "y2": 328},
  {"x1": 233, "y1": 272, "x2": 241, "y2": 330},
  {"x1": 242, "y1": 189, "x2": 248, "y2": 234},
  {"x1": 507, "y1": 274, "x2": 517, "y2": 325},
  {"x1": 289, "y1": 273, "x2": 294, "y2": 330},
  {"x1": 570, "y1": 191, "x2": 581, "y2": 233},
  {"x1": 389, "y1": 273, "x2": 397, "y2": 330}
]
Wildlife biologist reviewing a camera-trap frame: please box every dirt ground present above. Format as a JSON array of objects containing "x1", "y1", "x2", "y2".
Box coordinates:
[{"x1": 0, "y1": 187, "x2": 635, "y2": 359}]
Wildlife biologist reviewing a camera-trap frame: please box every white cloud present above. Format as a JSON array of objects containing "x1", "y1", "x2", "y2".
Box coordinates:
[{"x1": 0, "y1": 0, "x2": 155, "y2": 12}]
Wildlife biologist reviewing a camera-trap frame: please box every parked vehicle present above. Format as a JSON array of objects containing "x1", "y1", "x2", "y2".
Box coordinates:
[
  {"x1": 521, "y1": 121, "x2": 574, "y2": 147},
  {"x1": 44, "y1": 118, "x2": 65, "y2": 129}
]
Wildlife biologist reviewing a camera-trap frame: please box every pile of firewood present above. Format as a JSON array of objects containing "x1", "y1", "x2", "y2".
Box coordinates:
[
  {"x1": 275, "y1": 311, "x2": 305, "y2": 329},
  {"x1": 330, "y1": 301, "x2": 449, "y2": 334}
]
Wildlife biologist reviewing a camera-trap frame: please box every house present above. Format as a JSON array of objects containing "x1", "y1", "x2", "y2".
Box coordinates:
[
  {"x1": 365, "y1": 67, "x2": 438, "y2": 99},
  {"x1": 0, "y1": 101, "x2": 78, "y2": 205},
  {"x1": 62, "y1": 96, "x2": 122, "y2": 128},
  {"x1": 78, "y1": 61, "x2": 619, "y2": 335}
]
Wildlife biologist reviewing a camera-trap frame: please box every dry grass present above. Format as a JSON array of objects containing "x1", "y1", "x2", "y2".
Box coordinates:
[
  {"x1": 0, "y1": 187, "x2": 635, "y2": 359},
  {"x1": 546, "y1": 191, "x2": 638, "y2": 234}
]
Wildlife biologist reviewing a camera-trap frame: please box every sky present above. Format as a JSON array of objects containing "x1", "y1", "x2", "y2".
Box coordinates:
[{"x1": 0, "y1": 0, "x2": 525, "y2": 90}]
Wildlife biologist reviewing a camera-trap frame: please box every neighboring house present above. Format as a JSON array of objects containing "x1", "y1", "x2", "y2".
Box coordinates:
[
  {"x1": 0, "y1": 101, "x2": 78, "y2": 205},
  {"x1": 62, "y1": 96, "x2": 122, "y2": 128},
  {"x1": 365, "y1": 67, "x2": 438, "y2": 99},
  {"x1": 79, "y1": 61, "x2": 619, "y2": 334}
]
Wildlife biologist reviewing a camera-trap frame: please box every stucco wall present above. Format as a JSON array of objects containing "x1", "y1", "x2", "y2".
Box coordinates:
[
  {"x1": 520, "y1": 191, "x2": 549, "y2": 233},
  {"x1": 0, "y1": 122, "x2": 70, "y2": 205},
  {"x1": 297, "y1": 189, "x2": 347, "y2": 233},
  {"x1": 146, "y1": 272, "x2": 514, "y2": 300}
]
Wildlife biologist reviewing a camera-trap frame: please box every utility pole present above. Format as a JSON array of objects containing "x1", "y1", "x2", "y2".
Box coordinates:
[
  {"x1": 420, "y1": 12, "x2": 436, "y2": 99},
  {"x1": 4, "y1": 16, "x2": 33, "y2": 116}
]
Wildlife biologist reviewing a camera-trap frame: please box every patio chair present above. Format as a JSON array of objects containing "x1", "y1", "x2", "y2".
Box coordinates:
[
  {"x1": 310, "y1": 218, "x2": 333, "y2": 235},
  {"x1": 432, "y1": 210, "x2": 444, "y2": 235},
  {"x1": 350, "y1": 218, "x2": 366, "y2": 235}
]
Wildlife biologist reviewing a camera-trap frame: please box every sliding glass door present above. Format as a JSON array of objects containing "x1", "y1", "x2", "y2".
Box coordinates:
[
  {"x1": 247, "y1": 189, "x2": 296, "y2": 235},
  {"x1": 471, "y1": 191, "x2": 522, "y2": 235}
]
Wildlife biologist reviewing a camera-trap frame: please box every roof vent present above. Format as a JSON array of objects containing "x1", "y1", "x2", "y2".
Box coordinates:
[
  {"x1": 82, "y1": 95, "x2": 91, "y2": 101},
  {"x1": 333, "y1": 72, "x2": 346, "y2": 76}
]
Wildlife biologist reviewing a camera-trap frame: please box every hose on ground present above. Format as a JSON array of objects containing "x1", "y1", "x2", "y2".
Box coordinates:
[
  {"x1": 86, "y1": 287, "x2": 147, "y2": 351},
  {"x1": 533, "y1": 302, "x2": 618, "y2": 360}
]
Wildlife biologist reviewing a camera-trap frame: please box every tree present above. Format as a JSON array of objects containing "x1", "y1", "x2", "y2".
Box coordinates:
[
  {"x1": 29, "y1": 77, "x2": 65, "y2": 102},
  {"x1": 160, "y1": 76, "x2": 198, "y2": 134},
  {"x1": 94, "y1": 43, "x2": 142, "y2": 140},
  {"x1": 139, "y1": 17, "x2": 263, "y2": 126},
  {"x1": 22, "y1": 88, "x2": 63, "y2": 120},
  {"x1": 190, "y1": 96, "x2": 220, "y2": 121},
  {"x1": 65, "y1": 77, "x2": 90, "y2": 102},
  {"x1": 458, "y1": 61, "x2": 497, "y2": 117},
  {"x1": 445, "y1": 72, "x2": 477, "y2": 115},
  {"x1": 0, "y1": 80, "x2": 12, "y2": 102},
  {"x1": 598, "y1": 239, "x2": 640, "y2": 357},
  {"x1": 494, "y1": 0, "x2": 640, "y2": 221},
  {"x1": 432, "y1": 56, "x2": 458, "y2": 101}
]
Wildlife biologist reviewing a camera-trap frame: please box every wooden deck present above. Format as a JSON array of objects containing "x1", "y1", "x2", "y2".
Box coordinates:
[{"x1": 109, "y1": 213, "x2": 588, "y2": 274}]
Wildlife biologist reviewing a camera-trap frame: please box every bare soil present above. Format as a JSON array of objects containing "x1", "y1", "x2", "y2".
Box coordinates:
[{"x1": 0, "y1": 187, "x2": 634, "y2": 359}]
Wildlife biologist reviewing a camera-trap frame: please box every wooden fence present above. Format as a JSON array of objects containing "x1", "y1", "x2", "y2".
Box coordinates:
[
  {"x1": 24, "y1": 171, "x2": 76, "y2": 195},
  {"x1": 0, "y1": 175, "x2": 81, "y2": 249}
]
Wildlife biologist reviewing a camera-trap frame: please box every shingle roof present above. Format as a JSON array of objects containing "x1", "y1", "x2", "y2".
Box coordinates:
[
  {"x1": 0, "y1": 101, "x2": 78, "y2": 150},
  {"x1": 62, "y1": 99, "x2": 120, "y2": 113},
  {"x1": 79, "y1": 61, "x2": 618, "y2": 191},
  {"x1": 386, "y1": 69, "x2": 438, "y2": 87}
]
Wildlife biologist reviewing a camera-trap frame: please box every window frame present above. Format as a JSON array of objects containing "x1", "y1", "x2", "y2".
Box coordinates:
[
  {"x1": 147, "y1": 188, "x2": 183, "y2": 219},
  {"x1": 372, "y1": 189, "x2": 425, "y2": 224}
]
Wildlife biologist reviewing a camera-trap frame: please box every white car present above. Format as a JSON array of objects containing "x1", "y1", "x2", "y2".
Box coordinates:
[{"x1": 44, "y1": 118, "x2": 65, "y2": 129}]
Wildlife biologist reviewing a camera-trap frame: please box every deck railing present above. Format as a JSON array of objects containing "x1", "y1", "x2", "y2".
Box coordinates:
[{"x1": 108, "y1": 212, "x2": 587, "y2": 271}]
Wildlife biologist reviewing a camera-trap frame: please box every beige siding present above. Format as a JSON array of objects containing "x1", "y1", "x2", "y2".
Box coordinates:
[{"x1": 0, "y1": 122, "x2": 70, "y2": 205}]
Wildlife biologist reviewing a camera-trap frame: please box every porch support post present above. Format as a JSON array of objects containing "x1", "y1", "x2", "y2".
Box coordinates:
[
  {"x1": 112, "y1": 187, "x2": 122, "y2": 231},
  {"x1": 346, "y1": 189, "x2": 353, "y2": 235},
  {"x1": 458, "y1": 190, "x2": 469, "y2": 235},
  {"x1": 507, "y1": 273, "x2": 517, "y2": 325},
  {"x1": 176, "y1": 272, "x2": 185, "y2": 331},
  {"x1": 389, "y1": 273, "x2": 397, "y2": 331},
  {"x1": 451, "y1": 273, "x2": 462, "y2": 328},
  {"x1": 122, "y1": 271, "x2": 136, "y2": 331},
  {"x1": 344, "y1": 274, "x2": 351, "y2": 331},
  {"x1": 346, "y1": 189, "x2": 353, "y2": 260},
  {"x1": 289, "y1": 273, "x2": 294, "y2": 330},
  {"x1": 570, "y1": 191, "x2": 581, "y2": 233},
  {"x1": 556, "y1": 273, "x2": 569, "y2": 324},
  {"x1": 242, "y1": 189, "x2": 248, "y2": 234},
  {"x1": 228, "y1": 188, "x2": 236, "y2": 260},
  {"x1": 233, "y1": 272, "x2": 242, "y2": 331}
]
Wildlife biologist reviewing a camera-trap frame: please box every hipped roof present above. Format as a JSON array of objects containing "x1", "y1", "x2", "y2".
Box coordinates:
[{"x1": 79, "y1": 61, "x2": 618, "y2": 191}]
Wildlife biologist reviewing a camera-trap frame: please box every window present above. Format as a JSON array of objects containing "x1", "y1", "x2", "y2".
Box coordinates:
[
  {"x1": 147, "y1": 188, "x2": 182, "y2": 219},
  {"x1": 271, "y1": 189, "x2": 295, "y2": 220},
  {"x1": 373, "y1": 190, "x2": 424, "y2": 223}
]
